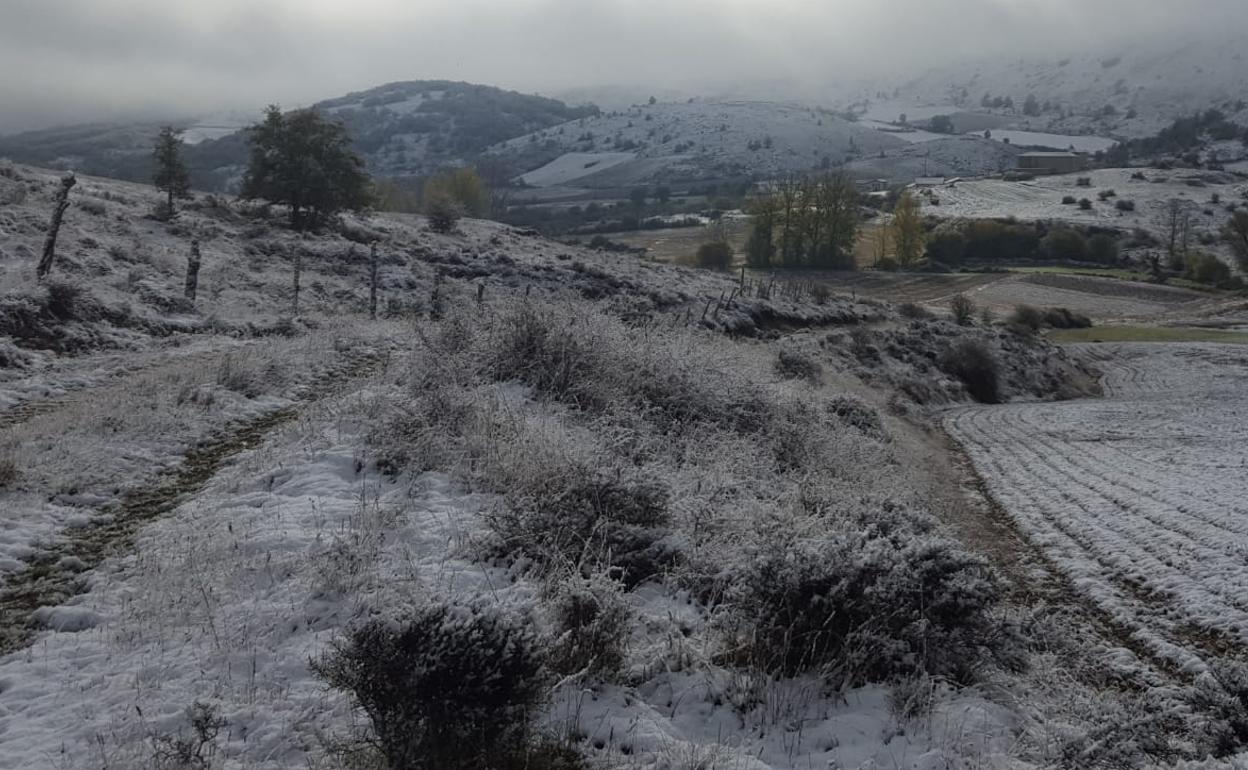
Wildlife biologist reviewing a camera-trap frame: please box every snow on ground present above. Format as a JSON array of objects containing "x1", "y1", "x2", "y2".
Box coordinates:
[
  {"x1": 975, "y1": 130, "x2": 1118, "y2": 154},
  {"x1": 946, "y1": 343, "x2": 1248, "y2": 674},
  {"x1": 934, "y1": 168, "x2": 1246, "y2": 245},
  {"x1": 0, "y1": 323, "x2": 394, "y2": 588},
  {"x1": 493, "y1": 100, "x2": 906, "y2": 187},
  {"x1": 518, "y1": 152, "x2": 638, "y2": 187},
  {"x1": 963, "y1": 274, "x2": 1192, "y2": 320},
  {"x1": 858, "y1": 121, "x2": 947, "y2": 144},
  {"x1": 0, "y1": 373, "x2": 1031, "y2": 770}
]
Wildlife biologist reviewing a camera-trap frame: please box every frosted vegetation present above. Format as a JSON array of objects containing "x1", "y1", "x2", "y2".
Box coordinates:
[{"x1": 2, "y1": 152, "x2": 1248, "y2": 768}]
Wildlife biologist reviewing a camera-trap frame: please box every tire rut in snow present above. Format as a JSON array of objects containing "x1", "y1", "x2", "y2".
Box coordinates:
[{"x1": 0, "y1": 348, "x2": 386, "y2": 655}]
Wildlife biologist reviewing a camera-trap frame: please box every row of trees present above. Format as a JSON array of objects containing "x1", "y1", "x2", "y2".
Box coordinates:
[{"x1": 744, "y1": 175, "x2": 860, "y2": 270}]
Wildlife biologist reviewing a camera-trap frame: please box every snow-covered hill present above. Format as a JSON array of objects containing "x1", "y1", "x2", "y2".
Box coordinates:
[
  {"x1": 885, "y1": 33, "x2": 1248, "y2": 140},
  {"x1": 491, "y1": 99, "x2": 1024, "y2": 191}
]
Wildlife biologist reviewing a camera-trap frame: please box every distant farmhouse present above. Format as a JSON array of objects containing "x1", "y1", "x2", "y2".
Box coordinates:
[{"x1": 1017, "y1": 151, "x2": 1089, "y2": 175}]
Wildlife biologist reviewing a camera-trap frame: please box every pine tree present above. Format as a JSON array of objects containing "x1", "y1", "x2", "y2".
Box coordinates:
[
  {"x1": 152, "y1": 126, "x2": 191, "y2": 219},
  {"x1": 241, "y1": 106, "x2": 371, "y2": 230}
]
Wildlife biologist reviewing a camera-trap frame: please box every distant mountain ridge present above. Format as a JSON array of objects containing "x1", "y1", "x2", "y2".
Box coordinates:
[
  {"x1": 0, "y1": 80, "x2": 598, "y2": 192},
  {"x1": 882, "y1": 33, "x2": 1248, "y2": 139}
]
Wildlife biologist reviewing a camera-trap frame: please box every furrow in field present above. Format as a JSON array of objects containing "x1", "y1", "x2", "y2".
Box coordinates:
[{"x1": 946, "y1": 343, "x2": 1248, "y2": 671}]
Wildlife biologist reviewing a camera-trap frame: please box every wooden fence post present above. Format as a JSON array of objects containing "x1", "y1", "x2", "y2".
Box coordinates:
[
  {"x1": 36, "y1": 173, "x2": 76, "y2": 280},
  {"x1": 369, "y1": 242, "x2": 379, "y2": 320},
  {"x1": 184, "y1": 238, "x2": 201, "y2": 301}
]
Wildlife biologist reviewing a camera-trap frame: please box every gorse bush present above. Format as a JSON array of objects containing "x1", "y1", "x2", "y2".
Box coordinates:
[
  {"x1": 486, "y1": 303, "x2": 770, "y2": 434},
  {"x1": 897, "y1": 301, "x2": 934, "y2": 320},
  {"x1": 44, "y1": 281, "x2": 86, "y2": 321},
  {"x1": 774, "y1": 348, "x2": 823, "y2": 382},
  {"x1": 485, "y1": 461, "x2": 675, "y2": 587},
  {"x1": 312, "y1": 600, "x2": 549, "y2": 770},
  {"x1": 543, "y1": 570, "x2": 633, "y2": 679},
  {"x1": 938, "y1": 338, "x2": 1001, "y2": 403},
  {"x1": 1008, "y1": 304, "x2": 1044, "y2": 335},
  {"x1": 949, "y1": 294, "x2": 975, "y2": 326},
  {"x1": 826, "y1": 394, "x2": 887, "y2": 440},
  {"x1": 1043, "y1": 307, "x2": 1093, "y2": 329},
  {"x1": 725, "y1": 516, "x2": 1004, "y2": 682}
]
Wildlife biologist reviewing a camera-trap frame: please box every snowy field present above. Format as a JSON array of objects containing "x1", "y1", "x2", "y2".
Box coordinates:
[
  {"x1": 934, "y1": 168, "x2": 1247, "y2": 247},
  {"x1": 976, "y1": 130, "x2": 1117, "y2": 153},
  {"x1": 946, "y1": 343, "x2": 1248, "y2": 673},
  {"x1": 518, "y1": 151, "x2": 637, "y2": 187}
]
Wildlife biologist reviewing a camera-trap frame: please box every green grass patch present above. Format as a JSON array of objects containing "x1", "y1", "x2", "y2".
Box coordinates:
[{"x1": 1049, "y1": 326, "x2": 1248, "y2": 344}]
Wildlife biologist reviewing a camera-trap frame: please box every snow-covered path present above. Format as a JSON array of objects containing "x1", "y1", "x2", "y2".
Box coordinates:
[{"x1": 946, "y1": 343, "x2": 1248, "y2": 674}]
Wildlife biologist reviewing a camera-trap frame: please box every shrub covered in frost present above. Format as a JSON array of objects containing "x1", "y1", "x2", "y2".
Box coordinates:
[
  {"x1": 724, "y1": 519, "x2": 1005, "y2": 682},
  {"x1": 486, "y1": 462, "x2": 676, "y2": 587},
  {"x1": 826, "y1": 395, "x2": 887, "y2": 441},
  {"x1": 1042, "y1": 307, "x2": 1093, "y2": 329},
  {"x1": 938, "y1": 338, "x2": 1001, "y2": 404},
  {"x1": 543, "y1": 570, "x2": 633, "y2": 679},
  {"x1": 774, "y1": 347, "x2": 823, "y2": 382},
  {"x1": 1189, "y1": 660, "x2": 1248, "y2": 757},
  {"x1": 312, "y1": 599, "x2": 551, "y2": 770},
  {"x1": 486, "y1": 303, "x2": 771, "y2": 434}
]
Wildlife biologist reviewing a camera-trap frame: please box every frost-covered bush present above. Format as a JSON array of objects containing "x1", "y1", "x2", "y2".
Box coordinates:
[
  {"x1": 826, "y1": 395, "x2": 887, "y2": 440},
  {"x1": 488, "y1": 303, "x2": 605, "y2": 408},
  {"x1": 949, "y1": 293, "x2": 975, "y2": 326},
  {"x1": 1189, "y1": 661, "x2": 1248, "y2": 756},
  {"x1": 149, "y1": 701, "x2": 227, "y2": 770},
  {"x1": 544, "y1": 570, "x2": 632, "y2": 679},
  {"x1": 312, "y1": 600, "x2": 549, "y2": 770},
  {"x1": 1042, "y1": 307, "x2": 1093, "y2": 329},
  {"x1": 0, "y1": 452, "x2": 18, "y2": 489},
  {"x1": 774, "y1": 348, "x2": 822, "y2": 382},
  {"x1": 486, "y1": 460, "x2": 675, "y2": 587},
  {"x1": 723, "y1": 516, "x2": 1004, "y2": 682},
  {"x1": 938, "y1": 338, "x2": 1001, "y2": 404},
  {"x1": 214, "y1": 354, "x2": 264, "y2": 397},
  {"x1": 78, "y1": 197, "x2": 107, "y2": 216},
  {"x1": 0, "y1": 339, "x2": 32, "y2": 370},
  {"x1": 486, "y1": 303, "x2": 770, "y2": 434},
  {"x1": 1008, "y1": 304, "x2": 1044, "y2": 334},
  {"x1": 897, "y1": 302, "x2": 933, "y2": 320},
  {"x1": 44, "y1": 280, "x2": 88, "y2": 321}
]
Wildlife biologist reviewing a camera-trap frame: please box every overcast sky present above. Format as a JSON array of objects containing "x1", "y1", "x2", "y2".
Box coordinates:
[{"x1": 1, "y1": 0, "x2": 1244, "y2": 134}]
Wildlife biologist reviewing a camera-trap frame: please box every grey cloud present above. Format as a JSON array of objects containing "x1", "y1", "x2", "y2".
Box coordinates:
[{"x1": 1, "y1": 0, "x2": 1244, "y2": 134}]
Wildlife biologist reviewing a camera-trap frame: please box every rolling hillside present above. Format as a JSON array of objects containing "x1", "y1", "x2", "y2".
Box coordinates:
[
  {"x1": 0, "y1": 81, "x2": 598, "y2": 192},
  {"x1": 883, "y1": 32, "x2": 1248, "y2": 140}
]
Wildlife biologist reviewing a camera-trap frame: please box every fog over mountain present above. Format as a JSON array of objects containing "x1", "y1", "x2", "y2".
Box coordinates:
[{"x1": 2, "y1": 0, "x2": 1246, "y2": 133}]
